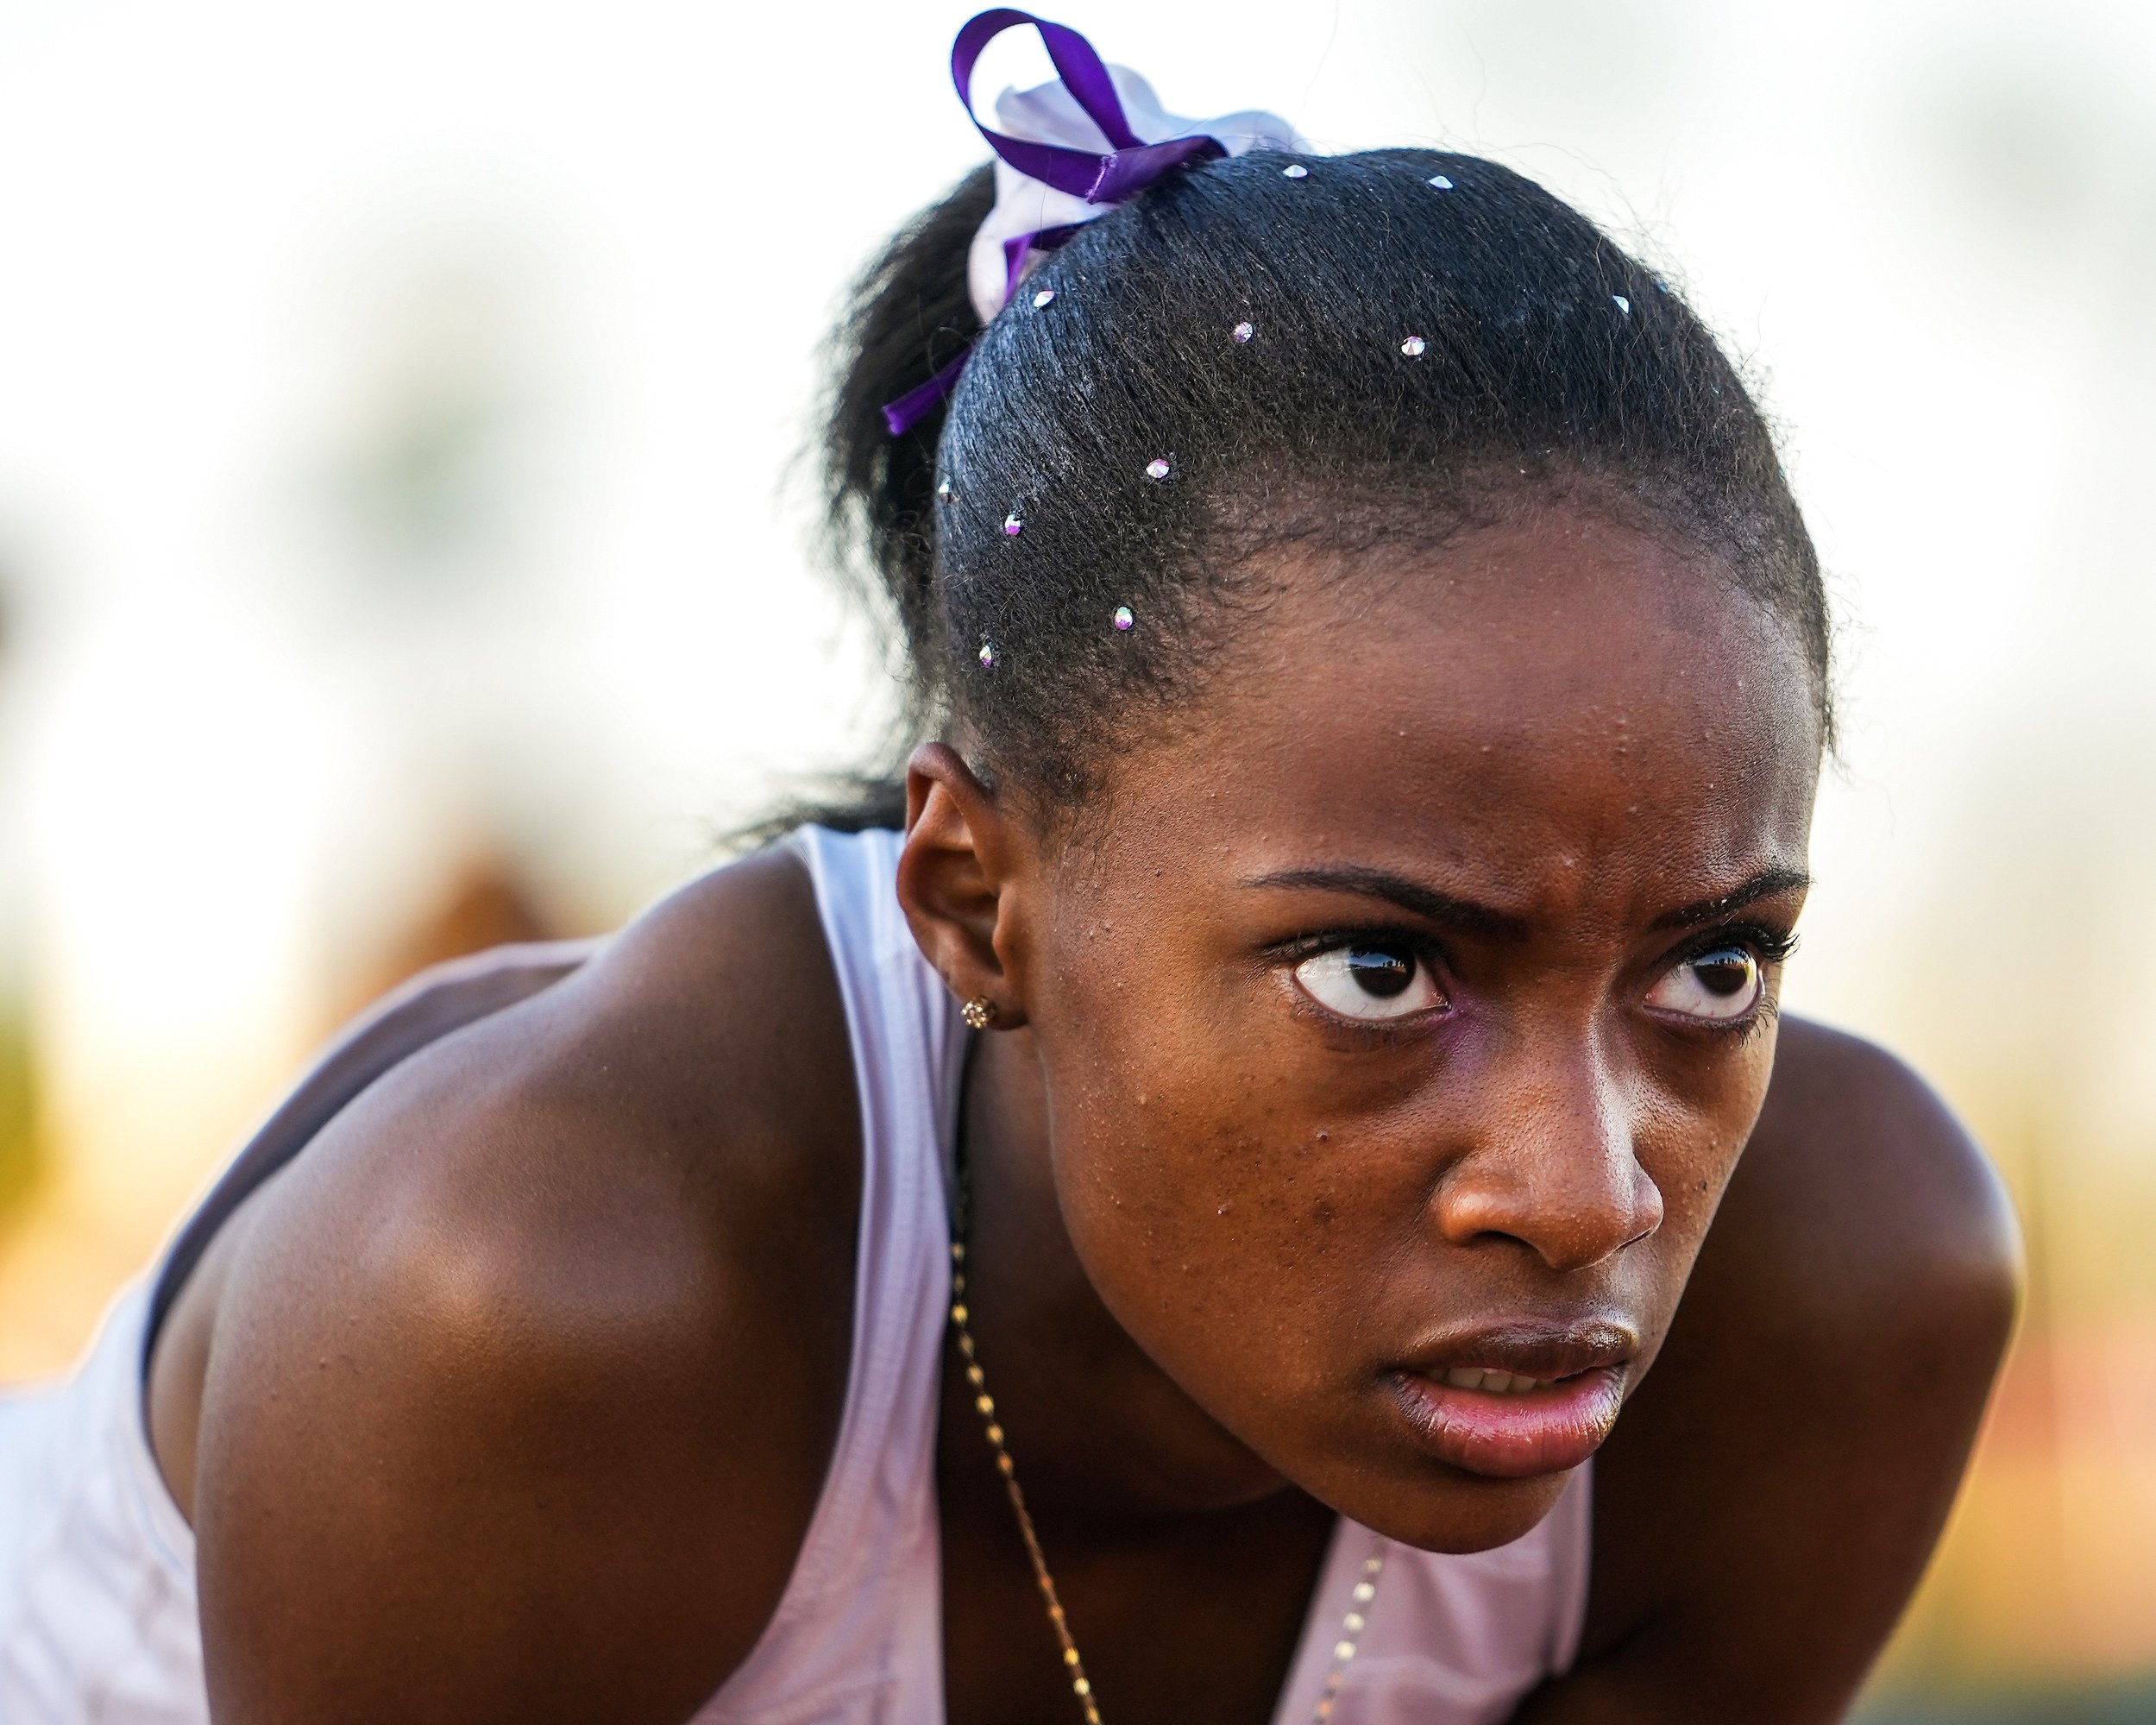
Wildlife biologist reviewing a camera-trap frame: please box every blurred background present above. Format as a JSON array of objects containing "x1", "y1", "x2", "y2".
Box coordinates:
[{"x1": 0, "y1": 0, "x2": 2150, "y2": 1715}]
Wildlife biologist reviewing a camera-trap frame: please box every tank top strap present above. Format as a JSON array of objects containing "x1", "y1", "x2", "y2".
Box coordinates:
[{"x1": 698, "y1": 827, "x2": 965, "y2": 1721}]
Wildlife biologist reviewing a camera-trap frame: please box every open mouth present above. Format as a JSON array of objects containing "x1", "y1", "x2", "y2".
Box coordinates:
[
  {"x1": 1391, "y1": 1364, "x2": 1627, "y2": 1478},
  {"x1": 1385, "y1": 1328, "x2": 1636, "y2": 1479},
  {"x1": 1432, "y1": 1366, "x2": 1554, "y2": 1395}
]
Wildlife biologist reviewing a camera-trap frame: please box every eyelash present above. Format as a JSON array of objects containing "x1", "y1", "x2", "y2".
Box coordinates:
[
  {"x1": 1271, "y1": 922, "x2": 1797, "y2": 969},
  {"x1": 1267, "y1": 922, "x2": 1799, "y2": 1041},
  {"x1": 1267, "y1": 926, "x2": 1448, "y2": 971},
  {"x1": 1681, "y1": 914, "x2": 1802, "y2": 957},
  {"x1": 1681, "y1": 921, "x2": 1800, "y2": 967},
  {"x1": 1691, "y1": 994, "x2": 1780, "y2": 1047},
  {"x1": 1661, "y1": 922, "x2": 1800, "y2": 1042},
  {"x1": 1265, "y1": 927, "x2": 1453, "y2": 1042}
]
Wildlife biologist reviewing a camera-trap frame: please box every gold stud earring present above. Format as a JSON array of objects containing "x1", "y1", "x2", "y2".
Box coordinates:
[{"x1": 961, "y1": 996, "x2": 997, "y2": 1031}]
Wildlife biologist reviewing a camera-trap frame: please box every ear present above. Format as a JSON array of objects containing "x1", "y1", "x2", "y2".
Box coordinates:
[{"x1": 896, "y1": 742, "x2": 1032, "y2": 1029}]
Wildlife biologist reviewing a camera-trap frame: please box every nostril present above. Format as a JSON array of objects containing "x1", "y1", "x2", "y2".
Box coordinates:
[
  {"x1": 1432, "y1": 1153, "x2": 1664, "y2": 1272},
  {"x1": 1625, "y1": 1168, "x2": 1665, "y2": 1250},
  {"x1": 1636, "y1": 1166, "x2": 1669, "y2": 1240}
]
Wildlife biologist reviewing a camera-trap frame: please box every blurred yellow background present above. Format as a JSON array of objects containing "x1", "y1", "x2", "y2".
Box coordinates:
[{"x1": 0, "y1": 1, "x2": 2150, "y2": 1716}]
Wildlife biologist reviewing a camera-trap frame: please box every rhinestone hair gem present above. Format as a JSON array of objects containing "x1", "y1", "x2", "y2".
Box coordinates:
[
  {"x1": 1281, "y1": 162, "x2": 1309, "y2": 179},
  {"x1": 1612, "y1": 294, "x2": 1631, "y2": 314},
  {"x1": 1033, "y1": 287, "x2": 1056, "y2": 308},
  {"x1": 1145, "y1": 456, "x2": 1172, "y2": 480},
  {"x1": 1428, "y1": 174, "x2": 1455, "y2": 190},
  {"x1": 1003, "y1": 513, "x2": 1023, "y2": 536},
  {"x1": 1113, "y1": 606, "x2": 1135, "y2": 631},
  {"x1": 1232, "y1": 319, "x2": 1254, "y2": 343},
  {"x1": 936, "y1": 477, "x2": 952, "y2": 501},
  {"x1": 1400, "y1": 335, "x2": 1427, "y2": 356},
  {"x1": 977, "y1": 641, "x2": 996, "y2": 668}
]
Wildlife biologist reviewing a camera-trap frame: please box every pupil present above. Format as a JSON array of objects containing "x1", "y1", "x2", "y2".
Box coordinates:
[
  {"x1": 1694, "y1": 950, "x2": 1754, "y2": 997},
  {"x1": 1345, "y1": 946, "x2": 1414, "y2": 998}
]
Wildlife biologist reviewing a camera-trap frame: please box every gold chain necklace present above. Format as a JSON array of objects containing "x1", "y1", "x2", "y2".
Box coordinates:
[{"x1": 947, "y1": 1179, "x2": 1386, "y2": 1725}]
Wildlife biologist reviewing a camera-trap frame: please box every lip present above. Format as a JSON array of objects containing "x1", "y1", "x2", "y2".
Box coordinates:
[{"x1": 1385, "y1": 1321, "x2": 1636, "y2": 1480}]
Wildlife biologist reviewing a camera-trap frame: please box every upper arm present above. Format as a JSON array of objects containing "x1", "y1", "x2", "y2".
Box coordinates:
[
  {"x1": 195, "y1": 1186, "x2": 767, "y2": 1723},
  {"x1": 190, "y1": 849, "x2": 859, "y2": 1725},
  {"x1": 1518, "y1": 1017, "x2": 2021, "y2": 1722}
]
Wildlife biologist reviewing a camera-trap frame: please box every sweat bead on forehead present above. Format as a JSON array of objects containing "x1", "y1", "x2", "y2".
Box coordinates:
[{"x1": 1090, "y1": 505, "x2": 1820, "y2": 893}]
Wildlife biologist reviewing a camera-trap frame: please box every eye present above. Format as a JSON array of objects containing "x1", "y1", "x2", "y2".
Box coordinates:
[
  {"x1": 1292, "y1": 942, "x2": 1445, "y2": 1023},
  {"x1": 1644, "y1": 945, "x2": 1763, "y2": 1023}
]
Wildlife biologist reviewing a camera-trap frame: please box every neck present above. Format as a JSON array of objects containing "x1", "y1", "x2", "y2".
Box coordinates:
[{"x1": 952, "y1": 1026, "x2": 1300, "y2": 1537}]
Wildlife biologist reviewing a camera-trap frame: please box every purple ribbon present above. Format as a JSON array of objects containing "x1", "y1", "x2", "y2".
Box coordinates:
[
  {"x1": 881, "y1": 9, "x2": 1229, "y2": 436},
  {"x1": 950, "y1": 9, "x2": 1226, "y2": 202},
  {"x1": 880, "y1": 350, "x2": 973, "y2": 441}
]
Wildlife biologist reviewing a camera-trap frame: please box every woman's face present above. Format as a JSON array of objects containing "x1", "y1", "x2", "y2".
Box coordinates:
[{"x1": 997, "y1": 503, "x2": 1821, "y2": 1552}]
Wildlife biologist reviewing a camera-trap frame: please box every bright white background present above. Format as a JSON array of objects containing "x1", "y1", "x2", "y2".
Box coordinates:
[{"x1": 0, "y1": 0, "x2": 2151, "y2": 1700}]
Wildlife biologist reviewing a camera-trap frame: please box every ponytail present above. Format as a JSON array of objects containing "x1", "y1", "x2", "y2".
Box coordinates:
[{"x1": 825, "y1": 165, "x2": 994, "y2": 692}]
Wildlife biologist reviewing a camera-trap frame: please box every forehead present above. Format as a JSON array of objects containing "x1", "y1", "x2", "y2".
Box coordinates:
[{"x1": 1091, "y1": 504, "x2": 1820, "y2": 915}]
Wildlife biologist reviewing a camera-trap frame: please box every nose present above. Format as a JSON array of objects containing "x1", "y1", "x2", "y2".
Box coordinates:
[{"x1": 1430, "y1": 1036, "x2": 1664, "y2": 1273}]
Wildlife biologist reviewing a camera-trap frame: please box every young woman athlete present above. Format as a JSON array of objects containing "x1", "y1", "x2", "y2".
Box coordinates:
[{"x1": 1, "y1": 14, "x2": 2016, "y2": 1723}]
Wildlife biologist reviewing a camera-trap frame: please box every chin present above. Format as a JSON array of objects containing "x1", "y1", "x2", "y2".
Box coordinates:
[{"x1": 1348, "y1": 1461, "x2": 1580, "y2": 1556}]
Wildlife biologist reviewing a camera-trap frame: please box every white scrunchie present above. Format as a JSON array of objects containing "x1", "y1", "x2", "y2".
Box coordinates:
[{"x1": 965, "y1": 65, "x2": 1305, "y2": 326}]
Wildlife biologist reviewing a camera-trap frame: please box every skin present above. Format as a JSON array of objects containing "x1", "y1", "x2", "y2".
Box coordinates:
[{"x1": 149, "y1": 501, "x2": 2018, "y2": 1725}]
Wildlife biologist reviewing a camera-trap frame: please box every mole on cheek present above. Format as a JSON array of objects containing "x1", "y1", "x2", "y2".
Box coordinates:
[{"x1": 1315, "y1": 1199, "x2": 1336, "y2": 1226}]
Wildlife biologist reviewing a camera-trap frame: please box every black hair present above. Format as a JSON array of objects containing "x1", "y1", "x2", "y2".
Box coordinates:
[{"x1": 817, "y1": 148, "x2": 1829, "y2": 827}]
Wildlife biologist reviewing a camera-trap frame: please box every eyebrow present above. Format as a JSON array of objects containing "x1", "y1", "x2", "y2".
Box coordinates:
[
  {"x1": 1241, "y1": 866, "x2": 1531, "y2": 939},
  {"x1": 1241, "y1": 861, "x2": 1813, "y2": 939},
  {"x1": 1649, "y1": 866, "x2": 1813, "y2": 931}
]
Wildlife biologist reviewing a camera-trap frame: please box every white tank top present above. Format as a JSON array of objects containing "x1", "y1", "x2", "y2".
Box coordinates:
[{"x1": 0, "y1": 826, "x2": 1591, "y2": 1724}]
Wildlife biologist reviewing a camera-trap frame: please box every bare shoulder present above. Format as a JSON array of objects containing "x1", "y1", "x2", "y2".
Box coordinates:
[
  {"x1": 1535, "y1": 1020, "x2": 2021, "y2": 1724},
  {"x1": 191, "y1": 846, "x2": 861, "y2": 1725},
  {"x1": 1739, "y1": 1016, "x2": 2021, "y2": 1308}
]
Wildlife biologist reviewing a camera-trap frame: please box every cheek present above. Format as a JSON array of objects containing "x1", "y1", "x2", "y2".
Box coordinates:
[
  {"x1": 1030, "y1": 922, "x2": 1263, "y2": 1187},
  {"x1": 1050, "y1": 1103, "x2": 1386, "y2": 1426},
  {"x1": 1047, "y1": 1029, "x2": 1321, "y2": 1265},
  {"x1": 1029, "y1": 968, "x2": 1366, "y2": 1355},
  {"x1": 1631, "y1": 1026, "x2": 1780, "y2": 1249}
]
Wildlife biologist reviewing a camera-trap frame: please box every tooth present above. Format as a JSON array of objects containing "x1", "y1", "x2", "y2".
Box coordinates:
[
  {"x1": 1443, "y1": 1367, "x2": 1483, "y2": 1390},
  {"x1": 1491, "y1": 1372, "x2": 1520, "y2": 1394}
]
